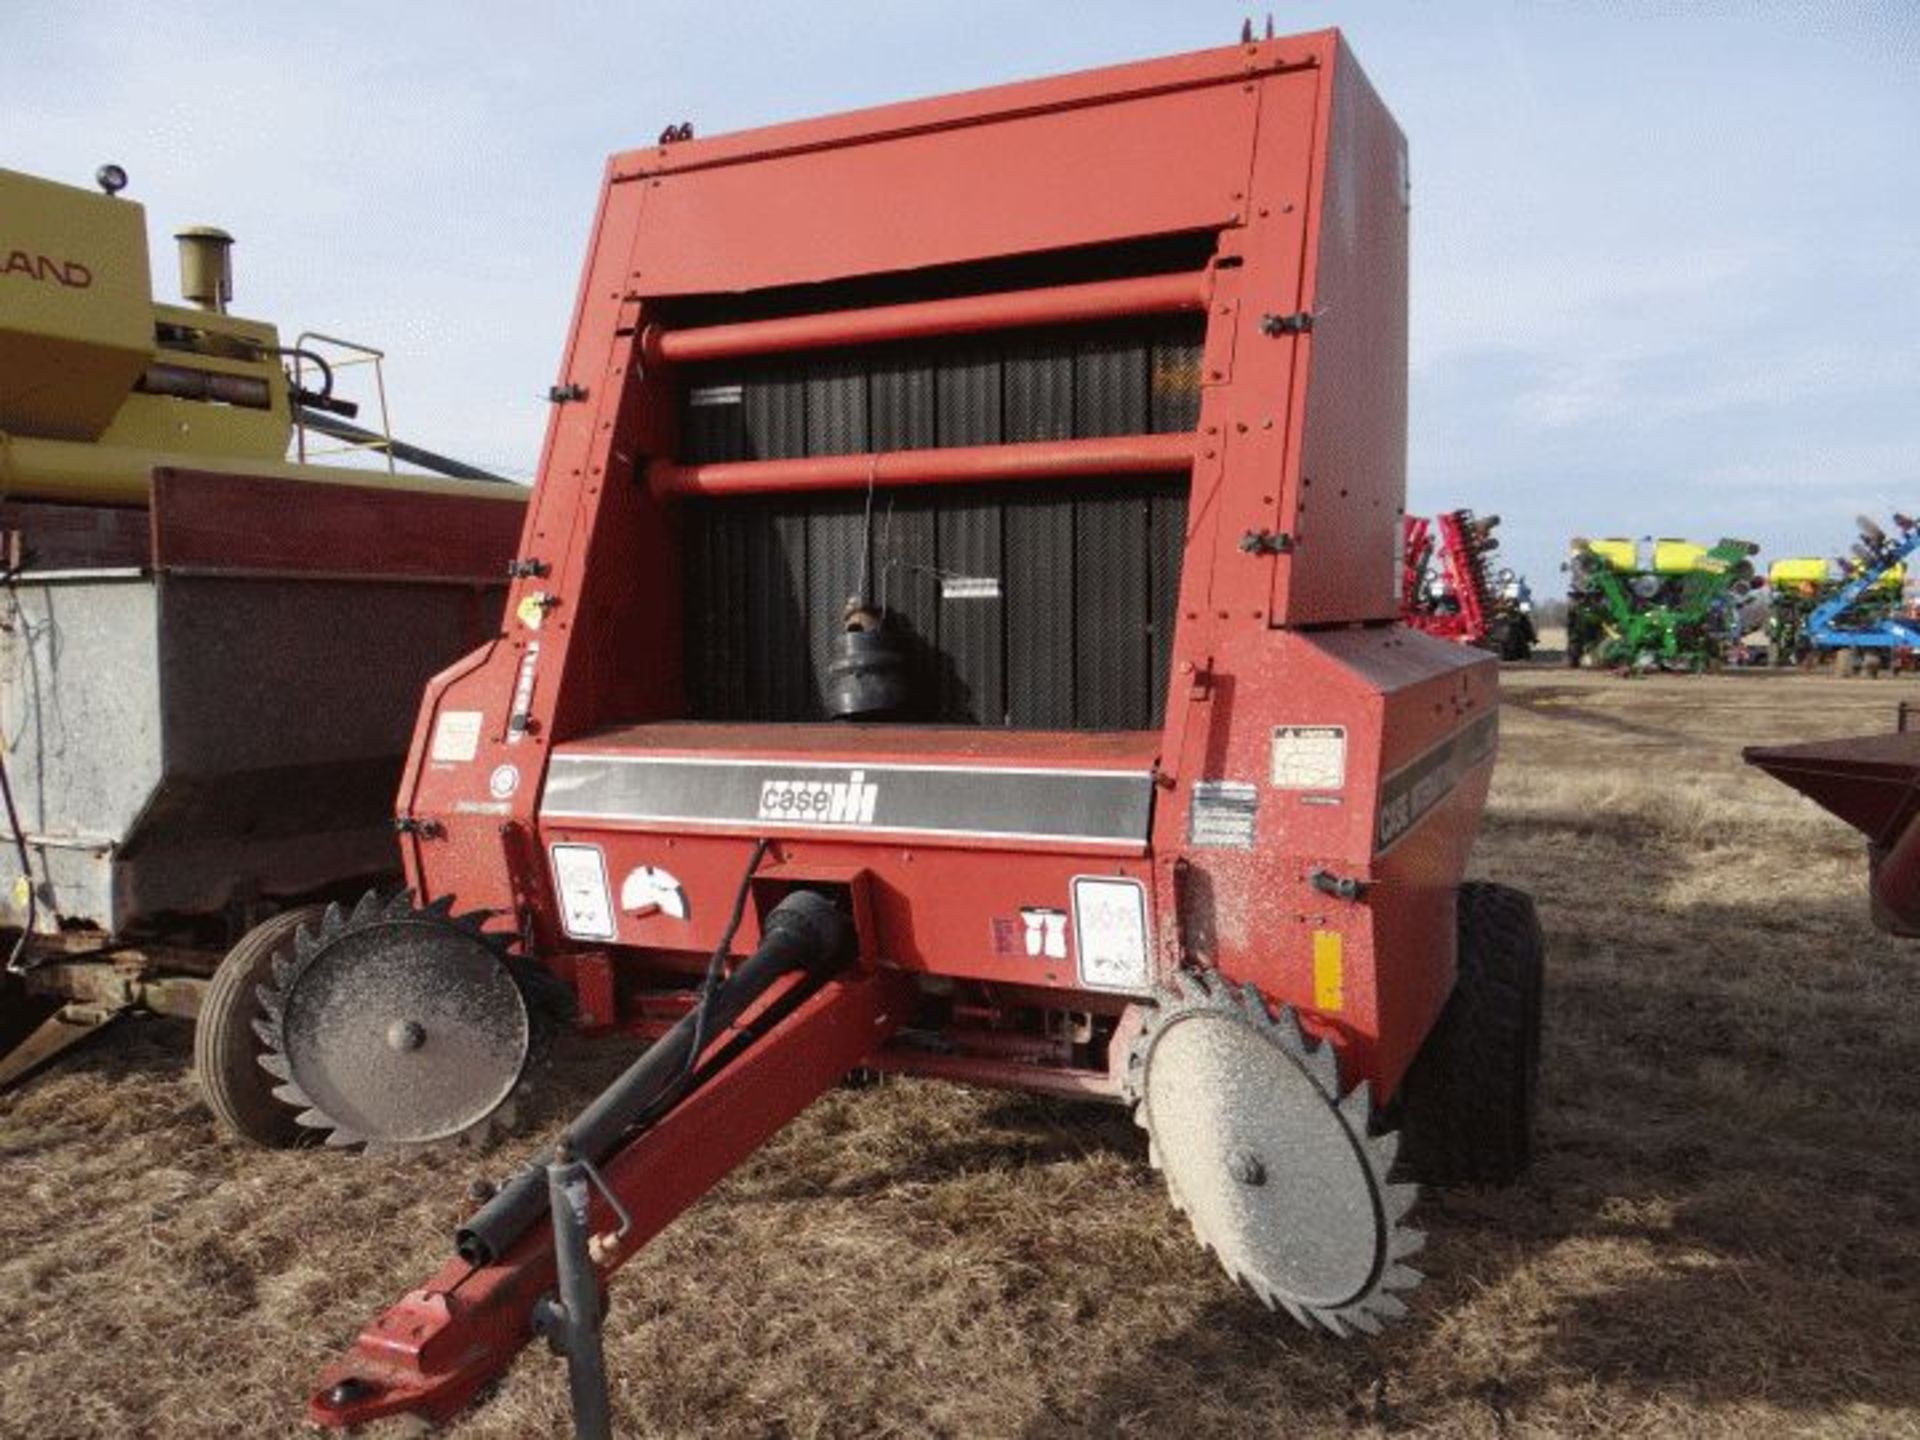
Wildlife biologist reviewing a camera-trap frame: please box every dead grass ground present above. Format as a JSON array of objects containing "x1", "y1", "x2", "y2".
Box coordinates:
[{"x1": 3, "y1": 666, "x2": 1919, "y2": 1438}]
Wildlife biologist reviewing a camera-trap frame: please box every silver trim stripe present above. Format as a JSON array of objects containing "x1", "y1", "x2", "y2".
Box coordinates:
[
  {"x1": 542, "y1": 753, "x2": 1156, "y2": 849},
  {"x1": 1375, "y1": 710, "x2": 1499, "y2": 854}
]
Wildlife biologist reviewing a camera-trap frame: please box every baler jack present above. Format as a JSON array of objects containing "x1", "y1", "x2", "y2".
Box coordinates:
[
  {"x1": 308, "y1": 893, "x2": 912, "y2": 1428},
  {"x1": 532, "y1": 1140, "x2": 629, "y2": 1440}
]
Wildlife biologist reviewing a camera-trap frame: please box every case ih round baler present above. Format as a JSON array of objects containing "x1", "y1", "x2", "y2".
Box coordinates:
[{"x1": 283, "y1": 31, "x2": 1544, "y2": 1429}]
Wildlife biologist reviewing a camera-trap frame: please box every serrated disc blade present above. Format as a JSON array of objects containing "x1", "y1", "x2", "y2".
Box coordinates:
[
  {"x1": 275, "y1": 918, "x2": 531, "y2": 1147},
  {"x1": 1131, "y1": 975, "x2": 1424, "y2": 1337},
  {"x1": 1144, "y1": 1011, "x2": 1386, "y2": 1315}
]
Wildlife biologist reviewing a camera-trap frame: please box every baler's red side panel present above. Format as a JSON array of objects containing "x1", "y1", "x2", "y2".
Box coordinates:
[
  {"x1": 1154, "y1": 620, "x2": 1493, "y2": 1095},
  {"x1": 1276, "y1": 39, "x2": 1410, "y2": 625}
]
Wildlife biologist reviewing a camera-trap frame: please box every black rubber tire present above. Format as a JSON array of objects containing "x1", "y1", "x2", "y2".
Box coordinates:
[
  {"x1": 1394, "y1": 882, "x2": 1545, "y2": 1188},
  {"x1": 194, "y1": 904, "x2": 327, "y2": 1146}
]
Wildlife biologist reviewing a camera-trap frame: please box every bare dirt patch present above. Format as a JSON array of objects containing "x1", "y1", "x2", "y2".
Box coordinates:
[{"x1": 2, "y1": 666, "x2": 1917, "y2": 1437}]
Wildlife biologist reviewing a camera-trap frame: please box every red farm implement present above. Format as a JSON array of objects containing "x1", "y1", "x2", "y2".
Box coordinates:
[
  {"x1": 1401, "y1": 509, "x2": 1532, "y2": 659},
  {"x1": 244, "y1": 32, "x2": 1544, "y2": 1430},
  {"x1": 1747, "y1": 709, "x2": 1920, "y2": 936}
]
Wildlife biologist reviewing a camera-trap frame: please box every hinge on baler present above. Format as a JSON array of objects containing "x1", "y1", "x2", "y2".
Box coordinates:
[
  {"x1": 1240, "y1": 529, "x2": 1293, "y2": 556},
  {"x1": 507, "y1": 557, "x2": 551, "y2": 579},
  {"x1": 393, "y1": 816, "x2": 445, "y2": 840},
  {"x1": 1260, "y1": 311, "x2": 1315, "y2": 336},
  {"x1": 547, "y1": 383, "x2": 589, "y2": 403}
]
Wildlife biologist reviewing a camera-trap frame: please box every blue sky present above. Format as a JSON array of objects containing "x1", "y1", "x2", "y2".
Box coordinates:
[{"x1": 7, "y1": 2, "x2": 1916, "y2": 587}]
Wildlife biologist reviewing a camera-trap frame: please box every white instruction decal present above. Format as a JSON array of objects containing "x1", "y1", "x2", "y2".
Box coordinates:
[
  {"x1": 430, "y1": 710, "x2": 483, "y2": 764},
  {"x1": 549, "y1": 843, "x2": 616, "y2": 941},
  {"x1": 1271, "y1": 725, "x2": 1347, "y2": 791},
  {"x1": 940, "y1": 575, "x2": 1002, "y2": 600},
  {"x1": 1019, "y1": 907, "x2": 1069, "y2": 959},
  {"x1": 1071, "y1": 876, "x2": 1151, "y2": 993},
  {"x1": 620, "y1": 865, "x2": 689, "y2": 920}
]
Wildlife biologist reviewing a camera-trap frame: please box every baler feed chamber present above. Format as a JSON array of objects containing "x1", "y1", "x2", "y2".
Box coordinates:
[
  {"x1": 682, "y1": 477, "x2": 1188, "y2": 728},
  {"x1": 657, "y1": 245, "x2": 1210, "y2": 732}
]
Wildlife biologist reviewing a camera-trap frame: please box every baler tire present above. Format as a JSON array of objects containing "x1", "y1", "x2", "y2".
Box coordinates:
[
  {"x1": 1393, "y1": 881, "x2": 1544, "y2": 1188},
  {"x1": 195, "y1": 904, "x2": 327, "y2": 1147}
]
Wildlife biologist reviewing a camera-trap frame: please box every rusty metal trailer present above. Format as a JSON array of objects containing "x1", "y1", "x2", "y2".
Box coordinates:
[{"x1": 0, "y1": 164, "x2": 525, "y2": 1095}]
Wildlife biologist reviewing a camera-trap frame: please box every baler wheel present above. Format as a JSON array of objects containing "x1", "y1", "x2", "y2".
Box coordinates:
[
  {"x1": 1393, "y1": 882, "x2": 1544, "y2": 1188},
  {"x1": 196, "y1": 904, "x2": 328, "y2": 1146}
]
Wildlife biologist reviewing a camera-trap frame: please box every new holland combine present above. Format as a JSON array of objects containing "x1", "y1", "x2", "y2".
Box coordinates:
[
  {"x1": 1565, "y1": 535, "x2": 1761, "y2": 672},
  {"x1": 1400, "y1": 509, "x2": 1535, "y2": 660},
  {"x1": 186, "y1": 34, "x2": 1543, "y2": 1430},
  {"x1": 0, "y1": 165, "x2": 524, "y2": 1098}
]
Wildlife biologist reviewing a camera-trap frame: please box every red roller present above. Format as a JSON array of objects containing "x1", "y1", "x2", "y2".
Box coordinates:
[
  {"x1": 649, "y1": 431, "x2": 1196, "y2": 498},
  {"x1": 644, "y1": 271, "x2": 1212, "y2": 366}
]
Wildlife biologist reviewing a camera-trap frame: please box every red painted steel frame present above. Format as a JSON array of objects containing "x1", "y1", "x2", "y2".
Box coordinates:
[{"x1": 308, "y1": 966, "x2": 913, "y2": 1427}]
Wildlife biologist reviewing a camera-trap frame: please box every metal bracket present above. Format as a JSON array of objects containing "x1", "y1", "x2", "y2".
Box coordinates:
[
  {"x1": 1239, "y1": 529, "x2": 1293, "y2": 556},
  {"x1": 1260, "y1": 311, "x2": 1315, "y2": 336},
  {"x1": 393, "y1": 816, "x2": 446, "y2": 840},
  {"x1": 547, "y1": 383, "x2": 588, "y2": 403},
  {"x1": 1308, "y1": 867, "x2": 1372, "y2": 901},
  {"x1": 507, "y1": 557, "x2": 551, "y2": 580}
]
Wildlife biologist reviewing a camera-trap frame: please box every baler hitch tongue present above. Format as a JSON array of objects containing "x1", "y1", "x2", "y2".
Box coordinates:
[
  {"x1": 307, "y1": 890, "x2": 898, "y2": 1431},
  {"x1": 458, "y1": 889, "x2": 855, "y2": 1266}
]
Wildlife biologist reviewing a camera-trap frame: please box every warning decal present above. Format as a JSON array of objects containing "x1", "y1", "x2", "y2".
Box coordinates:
[
  {"x1": 1271, "y1": 725, "x2": 1347, "y2": 791},
  {"x1": 430, "y1": 710, "x2": 483, "y2": 764}
]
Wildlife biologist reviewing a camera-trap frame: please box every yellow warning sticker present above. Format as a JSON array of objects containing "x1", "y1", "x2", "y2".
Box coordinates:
[
  {"x1": 515, "y1": 593, "x2": 549, "y2": 630},
  {"x1": 1312, "y1": 929, "x2": 1345, "y2": 1013}
]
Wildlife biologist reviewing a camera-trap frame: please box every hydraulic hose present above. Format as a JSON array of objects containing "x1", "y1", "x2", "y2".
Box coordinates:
[{"x1": 456, "y1": 889, "x2": 855, "y2": 1265}]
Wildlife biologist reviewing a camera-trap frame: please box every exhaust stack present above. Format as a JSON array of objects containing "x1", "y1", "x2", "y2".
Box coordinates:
[{"x1": 174, "y1": 225, "x2": 234, "y2": 313}]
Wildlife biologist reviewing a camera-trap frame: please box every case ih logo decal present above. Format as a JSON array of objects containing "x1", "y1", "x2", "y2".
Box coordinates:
[
  {"x1": 757, "y1": 771, "x2": 880, "y2": 825},
  {"x1": 541, "y1": 754, "x2": 1154, "y2": 849},
  {"x1": 1376, "y1": 711, "x2": 1498, "y2": 854},
  {"x1": 2, "y1": 251, "x2": 94, "y2": 289}
]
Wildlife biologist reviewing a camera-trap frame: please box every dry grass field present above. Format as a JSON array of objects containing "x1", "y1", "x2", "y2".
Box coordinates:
[{"x1": 3, "y1": 665, "x2": 1919, "y2": 1438}]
